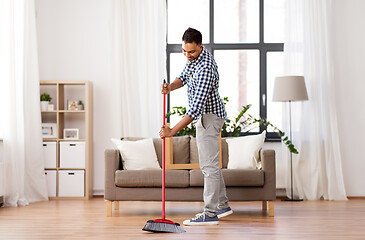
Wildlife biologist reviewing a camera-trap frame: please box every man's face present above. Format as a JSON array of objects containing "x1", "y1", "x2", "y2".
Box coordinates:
[{"x1": 182, "y1": 41, "x2": 203, "y2": 62}]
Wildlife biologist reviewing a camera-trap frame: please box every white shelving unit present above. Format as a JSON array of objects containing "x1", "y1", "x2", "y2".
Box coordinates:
[{"x1": 40, "y1": 81, "x2": 93, "y2": 199}]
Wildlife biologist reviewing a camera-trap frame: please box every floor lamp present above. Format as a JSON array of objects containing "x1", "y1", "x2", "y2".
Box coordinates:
[{"x1": 272, "y1": 76, "x2": 308, "y2": 201}]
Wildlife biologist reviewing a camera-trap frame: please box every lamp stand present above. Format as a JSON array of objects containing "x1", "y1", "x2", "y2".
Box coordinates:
[{"x1": 282, "y1": 100, "x2": 303, "y2": 202}]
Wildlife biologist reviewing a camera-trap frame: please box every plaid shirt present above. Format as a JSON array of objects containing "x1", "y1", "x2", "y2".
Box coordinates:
[{"x1": 178, "y1": 47, "x2": 227, "y2": 121}]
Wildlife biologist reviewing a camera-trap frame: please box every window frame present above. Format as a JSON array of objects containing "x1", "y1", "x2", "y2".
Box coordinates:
[{"x1": 166, "y1": 0, "x2": 284, "y2": 141}]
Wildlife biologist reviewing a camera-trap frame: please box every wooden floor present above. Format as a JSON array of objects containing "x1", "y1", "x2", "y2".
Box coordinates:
[{"x1": 0, "y1": 197, "x2": 364, "y2": 240}]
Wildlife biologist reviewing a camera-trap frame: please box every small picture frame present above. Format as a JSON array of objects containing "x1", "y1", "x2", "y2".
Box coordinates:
[
  {"x1": 47, "y1": 104, "x2": 54, "y2": 111},
  {"x1": 64, "y1": 128, "x2": 79, "y2": 140},
  {"x1": 42, "y1": 123, "x2": 57, "y2": 139},
  {"x1": 68, "y1": 100, "x2": 78, "y2": 110}
]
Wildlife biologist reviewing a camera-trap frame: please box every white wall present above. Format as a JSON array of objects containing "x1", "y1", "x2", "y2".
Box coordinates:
[
  {"x1": 35, "y1": 0, "x2": 364, "y2": 196},
  {"x1": 264, "y1": 142, "x2": 285, "y2": 189},
  {"x1": 35, "y1": 0, "x2": 115, "y2": 195},
  {"x1": 333, "y1": 0, "x2": 365, "y2": 196}
]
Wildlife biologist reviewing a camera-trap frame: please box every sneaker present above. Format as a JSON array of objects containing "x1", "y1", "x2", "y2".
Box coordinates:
[
  {"x1": 183, "y1": 213, "x2": 219, "y2": 226},
  {"x1": 217, "y1": 207, "x2": 233, "y2": 219}
]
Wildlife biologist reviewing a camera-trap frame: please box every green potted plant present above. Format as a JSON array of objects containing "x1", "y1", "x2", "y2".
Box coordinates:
[
  {"x1": 166, "y1": 97, "x2": 298, "y2": 155},
  {"x1": 78, "y1": 100, "x2": 84, "y2": 110},
  {"x1": 40, "y1": 93, "x2": 52, "y2": 111}
]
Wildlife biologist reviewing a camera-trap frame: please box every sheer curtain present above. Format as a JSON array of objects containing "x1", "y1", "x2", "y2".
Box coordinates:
[
  {"x1": 0, "y1": 0, "x2": 48, "y2": 206},
  {"x1": 109, "y1": 0, "x2": 167, "y2": 138},
  {"x1": 282, "y1": 0, "x2": 347, "y2": 200}
]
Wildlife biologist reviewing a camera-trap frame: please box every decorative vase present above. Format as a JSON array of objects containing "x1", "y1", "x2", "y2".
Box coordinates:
[
  {"x1": 41, "y1": 101, "x2": 49, "y2": 111},
  {"x1": 78, "y1": 105, "x2": 84, "y2": 110}
]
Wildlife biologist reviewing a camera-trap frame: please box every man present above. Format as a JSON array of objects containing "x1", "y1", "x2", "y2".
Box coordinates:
[{"x1": 159, "y1": 27, "x2": 233, "y2": 226}]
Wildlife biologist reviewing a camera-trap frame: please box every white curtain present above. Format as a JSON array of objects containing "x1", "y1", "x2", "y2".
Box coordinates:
[
  {"x1": 109, "y1": 0, "x2": 167, "y2": 138},
  {"x1": 0, "y1": 0, "x2": 48, "y2": 206},
  {"x1": 283, "y1": 0, "x2": 347, "y2": 200}
]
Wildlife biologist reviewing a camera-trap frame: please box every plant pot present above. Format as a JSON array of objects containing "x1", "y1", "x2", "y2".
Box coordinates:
[
  {"x1": 41, "y1": 101, "x2": 49, "y2": 111},
  {"x1": 77, "y1": 105, "x2": 84, "y2": 110}
]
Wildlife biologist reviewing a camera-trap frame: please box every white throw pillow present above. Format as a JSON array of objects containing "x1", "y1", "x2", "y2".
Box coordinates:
[
  {"x1": 226, "y1": 131, "x2": 266, "y2": 170},
  {"x1": 111, "y1": 138, "x2": 161, "y2": 170}
]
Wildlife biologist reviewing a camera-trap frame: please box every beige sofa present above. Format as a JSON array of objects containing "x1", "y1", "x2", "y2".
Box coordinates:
[{"x1": 104, "y1": 136, "x2": 276, "y2": 217}]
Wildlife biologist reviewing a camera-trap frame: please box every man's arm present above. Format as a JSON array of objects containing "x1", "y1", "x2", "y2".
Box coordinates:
[
  {"x1": 161, "y1": 78, "x2": 183, "y2": 94},
  {"x1": 159, "y1": 78, "x2": 187, "y2": 138},
  {"x1": 159, "y1": 114, "x2": 193, "y2": 138}
]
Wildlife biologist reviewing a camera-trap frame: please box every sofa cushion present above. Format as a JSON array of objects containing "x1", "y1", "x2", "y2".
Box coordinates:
[
  {"x1": 226, "y1": 131, "x2": 266, "y2": 170},
  {"x1": 221, "y1": 138, "x2": 229, "y2": 168},
  {"x1": 121, "y1": 136, "x2": 190, "y2": 165},
  {"x1": 190, "y1": 136, "x2": 229, "y2": 168},
  {"x1": 115, "y1": 170, "x2": 189, "y2": 188},
  {"x1": 189, "y1": 136, "x2": 199, "y2": 164},
  {"x1": 172, "y1": 135, "x2": 190, "y2": 164},
  {"x1": 121, "y1": 137, "x2": 163, "y2": 166},
  {"x1": 111, "y1": 138, "x2": 161, "y2": 170},
  {"x1": 189, "y1": 169, "x2": 264, "y2": 187}
]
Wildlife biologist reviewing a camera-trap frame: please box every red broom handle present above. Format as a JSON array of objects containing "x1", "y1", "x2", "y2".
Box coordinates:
[{"x1": 162, "y1": 92, "x2": 166, "y2": 220}]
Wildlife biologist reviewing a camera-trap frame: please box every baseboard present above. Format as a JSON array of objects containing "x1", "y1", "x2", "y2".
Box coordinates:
[
  {"x1": 93, "y1": 189, "x2": 104, "y2": 197},
  {"x1": 275, "y1": 189, "x2": 365, "y2": 199},
  {"x1": 276, "y1": 188, "x2": 287, "y2": 198}
]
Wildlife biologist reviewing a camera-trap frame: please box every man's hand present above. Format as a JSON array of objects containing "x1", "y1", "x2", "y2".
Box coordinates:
[
  {"x1": 161, "y1": 83, "x2": 171, "y2": 94},
  {"x1": 161, "y1": 78, "x2": 183, "y2": 94},
  {"x1": 158, "y1": 115, "x2": 193, "y2": 139},
  {"x1": 159, "y1": 125, "x2": 173, "y2": 138}
]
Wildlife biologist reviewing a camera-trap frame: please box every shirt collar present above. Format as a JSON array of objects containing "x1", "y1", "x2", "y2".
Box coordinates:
[{"x1": 189, "y1": 46, "x2": 206, "y2": 65}]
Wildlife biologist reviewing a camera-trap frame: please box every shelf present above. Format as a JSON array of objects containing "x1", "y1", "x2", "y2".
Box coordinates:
[
  {"x1": 58, "y1": 81, "x2": 86, "y2": 85},
  {"x1": 59, "y1": 139, "x2": 86, "y2": 142},
  {"x1": 40, "y1": 81, "x2": 86, "y2": 85},
  {"x1": 42, "y1": 138, "x2": 58, "y2": 141},
  {"x1": 40, "y1": 80, "x2": 93, "y2": 199},
  {"x1": 42, "y1": 139, "x2": 86, "y2": 141},
  {"x1": 59, "y1": 110, "x2": 85, "y2": 113},
  {"x1": 58, "y1": 168, "x2": 86, "y2": 171},
  {"x1": 45, "y1": 168, "x2": 85, "y2": 171},
  {"x1": 41, "y1": 110, "x2": 85, "y2": 113},
  {"x1": 40, "y1": 82, "x2": 57, "y2": 85},
  {"x1": 41, "y1": 111, "x2": 57, "y2": 113}
]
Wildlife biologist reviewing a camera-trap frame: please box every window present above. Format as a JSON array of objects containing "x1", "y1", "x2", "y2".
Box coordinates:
[{"x1": 167, "y1": 0, "x2": 285, "y2": 139}]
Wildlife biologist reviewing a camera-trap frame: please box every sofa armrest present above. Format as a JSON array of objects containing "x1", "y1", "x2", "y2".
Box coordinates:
[
  {"x1": 260, "y1": 149, "x2": 276, "y2": 201},
  {"x1": 104, "y1": 149, "x2": 120, "y2": 200}
]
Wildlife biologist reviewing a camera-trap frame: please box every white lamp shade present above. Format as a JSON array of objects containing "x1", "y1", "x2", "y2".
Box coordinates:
[{"x1": 272, "y1": 76, "x2": 309, "y2": 102}]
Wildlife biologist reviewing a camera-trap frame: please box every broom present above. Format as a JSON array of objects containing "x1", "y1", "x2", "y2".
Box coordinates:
[{"x1": 142, "y1": 80, "x2": 185, "y2": 233}]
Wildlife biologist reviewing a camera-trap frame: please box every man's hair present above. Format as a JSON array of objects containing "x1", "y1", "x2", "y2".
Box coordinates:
[{"x1": 182, "y1": 27, "x2": 202, "y2": 45}]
